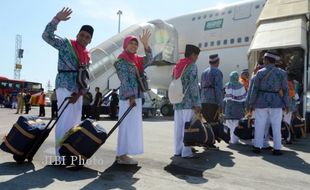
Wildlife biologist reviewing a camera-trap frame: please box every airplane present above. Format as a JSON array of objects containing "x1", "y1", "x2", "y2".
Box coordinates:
[{"x1": 88, "y1": 0, "x2": 267, "y2": 115}]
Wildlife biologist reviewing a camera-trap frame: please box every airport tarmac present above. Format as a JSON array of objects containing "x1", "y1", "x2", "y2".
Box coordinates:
[{"x1": 0, "y1": 107, "x2": 309, "y2": 190}]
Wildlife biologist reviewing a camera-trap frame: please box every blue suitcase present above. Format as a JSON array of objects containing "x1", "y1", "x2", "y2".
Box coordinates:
[
  {"x1": 0, "y1": 97, "x2": 70, "y2": 163},
  {"x1": 1, "y1": 116, "x2": 45, "y2": 159},
  {"x1": 58, "y1": 104, "x2": 135, "y2": 166}
]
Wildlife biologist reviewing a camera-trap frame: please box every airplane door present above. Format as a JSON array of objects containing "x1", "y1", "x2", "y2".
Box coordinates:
[{"x1": 233, "y1": 3, "x2": 252, "y2": 20}]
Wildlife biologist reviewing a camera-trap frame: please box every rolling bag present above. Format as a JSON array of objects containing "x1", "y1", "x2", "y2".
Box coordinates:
[
  {"x1": 58, "y1": 104, "x2": 135, "y2": 166},
  {"x1": 0, "y1": 97, "x2": 71, "y2": 163}
]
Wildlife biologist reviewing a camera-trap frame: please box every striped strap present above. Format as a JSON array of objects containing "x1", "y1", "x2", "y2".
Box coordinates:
[
  {"x1": 79, "y1": 127, "x2": 103, "y2": 145},
  {"x1": 2, "y1": 136, "x2": 24, "y2": 156},
  {"x1": 14, "y1": 123, "x2": 36, "y2": 139},
  {"x1": 62, "y1": 143, "x2": 88, "y2": 160}
]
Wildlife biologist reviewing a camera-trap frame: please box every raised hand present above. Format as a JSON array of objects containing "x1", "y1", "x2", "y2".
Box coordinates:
[
  {"x1": 55, "y1": 7, "x2": 72, "y2": 21},
  {"x1": 139, "y1": 29, "x2": 151, "y2": 49}
]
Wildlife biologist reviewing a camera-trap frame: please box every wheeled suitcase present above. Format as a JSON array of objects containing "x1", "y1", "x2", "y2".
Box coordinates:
[
  {"x1": 0, "y1": 97, "x2": 70, "y2": 163},
  {"x1": 58, "y1": 104, "x2": 135, "y2": 166}
]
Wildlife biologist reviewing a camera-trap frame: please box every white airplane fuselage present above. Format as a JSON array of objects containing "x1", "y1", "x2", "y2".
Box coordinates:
[{"x1": 147, "y1": 0, "x2": 266, "y2": 91}]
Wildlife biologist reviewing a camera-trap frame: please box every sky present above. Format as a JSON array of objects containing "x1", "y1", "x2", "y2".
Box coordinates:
[{"x1": 0, "y1": 0, "x2": 242, "y2": 90}]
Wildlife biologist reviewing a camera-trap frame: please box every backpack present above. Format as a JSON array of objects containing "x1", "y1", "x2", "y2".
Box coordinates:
[{"x1": 168, "y1": 65, "x2": 189, "y2": 104}]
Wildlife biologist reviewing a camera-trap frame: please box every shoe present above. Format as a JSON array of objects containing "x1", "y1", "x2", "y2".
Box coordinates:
[
  {"x1": 173, "y1": 154, "x2": 181, "y2": 157},
  {"x1": 272, "y1": 149, "x2": 283, "y2": 156},
  {"x1": 216, "y1": 137, "x2": 222, "y2": 143},
  {"x1": 205, "y1": 144, "x2": 218, "y2": 150},
  {"x1": 262, "y1": 146, "x2": 273, "y2": 150},
  {"x1": 191, "y1": 147, "x2": 198, "y2": 153},
  {"x1": 252, "y1": 147, "x2": 261, "y2": 154},
  {"x1": 117, "y1": 155, "x2": 138, "y2": 165}
]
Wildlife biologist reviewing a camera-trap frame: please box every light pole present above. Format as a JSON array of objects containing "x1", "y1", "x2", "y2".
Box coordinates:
[{"x1": 117, "y1": 10, "x2": 122, "y2": 33}]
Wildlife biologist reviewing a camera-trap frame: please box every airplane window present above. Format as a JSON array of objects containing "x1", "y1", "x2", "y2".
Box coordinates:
[
  {"x1": 230, "y1": 39, "x2": 234, "y2": 44},
  {"x1": 217, "y1": 40, "x2": 221, "y2": 46},
  {"x1": 203, "y1": 15, "x2": 207, "y2": 19},
  {"x1": 237, "y1": 37, "x2": 242, "y2": 43},
  {"x1": 255, "y1": 5, "x2": 260, "y2": 9},
  {"x1": 228, "y1": 10, "x2": 232, "y2": 14},
  {"x1": 223, "y1": 39, "x2": 228, "y2": 45},
  {"x1": 215, "y1": 13, "x2": 219, "y2": 16},
  {"x1": 198, "y1": 43, "x2": 202, "y2": 48},
  {"x1": 210, "y1": 41, "x2": 214, "y2": 46},
  {"x1": 209, "y1": 14, "x2": 213, "y2": 18},
  {"x1": 198, "y1": 16, "x2": 201, "y2": 20},
  {"x1": 204, "y1": 42, "x2": 208, "y2": 47},
  {"x1": 192, "y1": 17, "x2": 196, "y2": 21},
  {"x1": 244, "y1": 36, "x2": 249, "y2": 42}
]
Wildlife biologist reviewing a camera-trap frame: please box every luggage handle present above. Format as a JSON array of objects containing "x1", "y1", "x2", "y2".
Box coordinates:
[
  {"x1": 42, "y1": 96, "x2": 71, "y2": 131},
  {"x1": 106, "y1": 103, "x2": 136, "y2": 139},
  {"x1": 25, "y1": 96, "x2": 72, "y2": 161}
]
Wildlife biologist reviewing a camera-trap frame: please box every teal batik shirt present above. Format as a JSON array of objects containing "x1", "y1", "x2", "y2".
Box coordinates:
[
  {"x1": 174, "y1": 64, "x2": 201, "y2": 110},
  {"x1": 42, "y1": 18, "x2": 81, "y2": 93},
  {"x1": 114, "y1": 49, "x2": 153, "y2": 100}
]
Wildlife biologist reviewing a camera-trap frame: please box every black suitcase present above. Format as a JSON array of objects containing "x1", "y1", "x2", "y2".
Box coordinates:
[
  {"x1": 234, "y1": 118, "x2": 255, "y2": 140},
  {"x1": 183, "y1": 118, "x2": 215, "y2": 147},
  {"x1": 0, "y1": 97, "x2": 70, "y2": 163},
  {"x1": 58, "y1": 104, "x2": 135, "y2": 166}
]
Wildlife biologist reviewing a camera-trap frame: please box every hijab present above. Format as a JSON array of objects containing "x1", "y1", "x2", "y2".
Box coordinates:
[{"x1": 118, "y1": 35, "x2": 144, "y2": 73}]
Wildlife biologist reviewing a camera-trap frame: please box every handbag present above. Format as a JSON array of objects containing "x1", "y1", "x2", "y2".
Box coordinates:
[
  {"x1": 132, "y1": 63, "x2": 150, "y2": 92},
  {"x1": 77, "y1": 64, "x2": 90, "y2": 90},
  {"x1": 137, "y1": 71, "x2": 150, "y2": 92}
]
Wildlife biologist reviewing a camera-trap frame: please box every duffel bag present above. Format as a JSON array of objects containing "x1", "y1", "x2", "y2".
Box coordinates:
[
  {"x1": 291, "y1": 116, "x2": 306, "y2": 138},
  {"x1": 269, "y1": 121, "x2": 291, "y2": 141},
  {"x1": 183, "y1": 114, "x2": 215, "y2": 146},
  {"x1": 234, "y1": 118, "x2": 255, "y2": 140},
  {"x1": 209, "y1": 121, "x2": 230, "y2": 144}
]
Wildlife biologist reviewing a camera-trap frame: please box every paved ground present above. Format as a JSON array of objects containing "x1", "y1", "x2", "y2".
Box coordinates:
[{"x1": 0, "y1": 107, "x2": 309, "y2": 190}]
